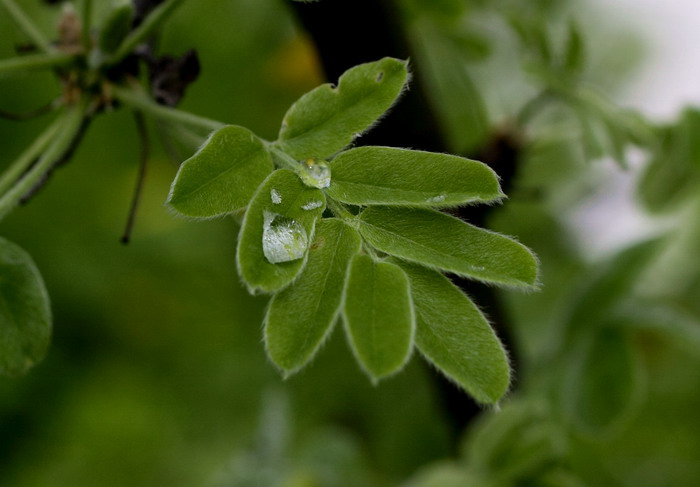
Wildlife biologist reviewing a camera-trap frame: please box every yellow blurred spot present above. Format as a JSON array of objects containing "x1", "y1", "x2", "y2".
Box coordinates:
[{"x1": 266, "y1": 34, "x2": 324, "y2": 90}]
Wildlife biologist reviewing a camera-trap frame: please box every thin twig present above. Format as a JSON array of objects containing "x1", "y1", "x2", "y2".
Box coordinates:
[
  {"x1": 121, "y1": 111, "x2": 150, "y2": 244},
  {"x1": 112, "y1": 84, "x2": 224, "y2": 132},
  {"x1": 0, "y1": 52, "x2": 74, "y2": 77},
  {"x1": 107, "y1": 0, "x2": 186, "y2": 66},
  {"x1": 0, "y1": 113, "x2": 63, "y2": 195},
  {"x1": 0, "y1": 0, "x2": 53, "y2": 53},
  {"x1": 19, "y1": 116, "x2": 92, "y2": 204},
  {"x1": 0, "y1": 98, "x2": 88, "y2": 219}
]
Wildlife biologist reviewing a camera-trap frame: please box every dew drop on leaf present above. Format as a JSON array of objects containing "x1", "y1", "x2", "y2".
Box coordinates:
[
  {"x1": 301, "y1": 200, "x2": 323, "y2": 210},
  {"x1": 262, "y1": 211, "x2": 309, "y2": 264},
  {"x1": 299, "y1": 158, "x2": 331, "y2": 189},
  {"x1": 270, "y1": 188, "x2": 282, "y2": 204},
  {"x1": 427, "y1": 194, "x2": 446, "y2": 204}
]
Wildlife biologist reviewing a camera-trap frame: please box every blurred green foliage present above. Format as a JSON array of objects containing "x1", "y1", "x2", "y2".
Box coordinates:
[{"x1": 1, "y1": 0, "x2": 700, "y2": 486}]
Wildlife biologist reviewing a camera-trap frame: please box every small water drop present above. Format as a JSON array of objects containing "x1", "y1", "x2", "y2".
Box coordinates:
[
  {"x1": 299, "y1": 158, "x2": 331, "y2": 189},
  {"x1": 427, "y1": 194, "x2": 446, "y2": 204},
  {"x1": 472, "y1": 265, "x2": 485, "y2": 272},
  {"x1": 262, "y1": 211, "x2": 309, "y2": 264},
  {"x1": 301, "y1": 200, "x2": 323, "y2": 211},
  {"x1": 270, "y1": 188, "x2": 282, "y2": 204}
]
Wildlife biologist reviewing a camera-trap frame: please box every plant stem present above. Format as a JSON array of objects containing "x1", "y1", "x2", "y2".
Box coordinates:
[
  {"x1": 0, "y1": 114, "x2": 64, "y2": 196},
  {"x1": 107, "y1": 0, "x2": 186, "y2": 66},
  {"x1": 111, "y1": 85, "x2": 224, "y2": 132},
  {"x1": 81, "y1": 0, "x2": 93, "y2": 51},
  {"x1": 0, "y1": 52, "x2": 74, "y2": 77},
  {"x1": 0, "y1": 98, "x2": 87, "y2": 220},
  {"x1": 121, "y1": 111, "x2": 149, "y2": 244},
  {"x1": 268, "y1": 145, "x2": 301, "y2": 171},
  {"x1": 326, "y1": 198, "x2": 354, "y2": 220},
  {"x1": 0, "y1": 0, "x2": 53, "y2": 53}
]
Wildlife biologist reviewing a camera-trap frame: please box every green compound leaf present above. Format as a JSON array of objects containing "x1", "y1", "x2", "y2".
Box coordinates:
[
  {"x1": 167, "y1": 125, "x2": 274, "y2": 219},
  {"x1": 264, "y1": 219, "x2": 361, "y2": 374},
  {"x1": 561, "y1": 326, "x2": 644, "y2": 436},
  {"x1": 327, "y1": 147, "x2": 503, "y2": 207},
  {"x1": 0, "y1": 238, "x2": 52, "y2": 376},
  {"x1": 398, "y1": 262, "x2": 510, "y2": 404},
  {"x1": 359, "y1": 207, "x2": 538, "y2": 288},
  {"x1": 98, "y1": 1, "x2": 135, "y2": 54},
  {"x1": 277, "y1": 57, "x2": 409, "y2": 159},
  {"x1": 343, "y1": 254, "x2": 415, "y2": 381},
  {"x1": 237, "y1": 169, "x2": 325, "y2": 293}
]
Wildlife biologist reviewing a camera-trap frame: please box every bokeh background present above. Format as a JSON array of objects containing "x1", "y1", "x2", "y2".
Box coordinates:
[{"x1": 2, "y1": 1, "x2": 700, "y2": 486}]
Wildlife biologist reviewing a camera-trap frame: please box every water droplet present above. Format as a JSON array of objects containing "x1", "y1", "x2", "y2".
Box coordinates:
[
  {"x1": 427, "y1": 194, "x2": 446, "y2": 204},
  {"x1": 472, "y1": 265, "x2": 485, "y2": 272},
  {"x1": 262, "y1": 211, "x2": 309, "y2": 264},
  {"x1": 301, "y1": 200, "x2": 323, "y2": 211},
  {"x1": 299, "y1": 158, "x2": 331, "y2": 189},
  {"x1": 270, "y1": 188, "x2": 282, "y2": 204}
]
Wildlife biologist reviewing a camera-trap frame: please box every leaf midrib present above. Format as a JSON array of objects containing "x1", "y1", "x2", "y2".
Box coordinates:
[
  {"x1": 173, "y1": 144, "x2": 268, "y2": 207},
  {"x1": 360, "y1": 218, "x2": 520, "y2": 285}
]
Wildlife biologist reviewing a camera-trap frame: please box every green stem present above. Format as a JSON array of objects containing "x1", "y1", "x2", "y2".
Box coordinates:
[
  {"x1": 0, "y1": 52, "x2": 74, "y2": 77},
  {"x1": 0, "y1": 114, "x2": 64, "y2": 195},
  {"x1": 326, "y1": 198, "x2": 354, "y2": 221},
  {"x1": 268, "y1": 145, "x2": 301, "y2": 171},
  {"x1": 0, "y1": 98, "x2": 87, "y2": 220},
  {"x1": 81, "y1": 0, "x2": 93, "y2": 50},
  {"x1": 111, "y1": 85, "x2": 224, "y2": 132},
  {"x1": 107, "y1": 0, "x2": 186, "y2": 66},
  {"x1": 0, "y1": 0, "x2": 53, "y2": 53}
]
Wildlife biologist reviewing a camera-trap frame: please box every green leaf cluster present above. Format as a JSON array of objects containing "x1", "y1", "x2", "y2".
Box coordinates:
[{"x1": 166, "y1": 58, "x2": 539, "y2": 404}]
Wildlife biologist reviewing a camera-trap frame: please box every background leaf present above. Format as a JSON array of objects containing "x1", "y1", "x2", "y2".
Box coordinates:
[
  {"x1": 343, "y1": 255, "x2": 415, "y2": 381},
  {"x1": 264, "y1": 219, "x2": 361, "y2": 374},
  {"x1": 167, "y1": 125, "x2": 274, "y2": 219},
  {"x1": 559, "y1": 326, "x2": 645, "y2": 436},
  {"x1": 276, "y1": 57, "x2": 409, "y2": 159},
  {"x1": 398, "y1": 262, "x2": 510, "y2": 404},
  {"x1": 236, "y1": 169, "x2": 325, "y2": 293},
  {"x1": 327, "y1": 147, "x2": 503, "y2": 207},
  {"x1": 0, "y1": 237, "x2": 51, "y2": 376},
  {"x1": 359, "y1": 207, "x2": 538, "y2": 288},
  {"x1": 638, "y1": 108, "x2": 700, "y2": 213}
]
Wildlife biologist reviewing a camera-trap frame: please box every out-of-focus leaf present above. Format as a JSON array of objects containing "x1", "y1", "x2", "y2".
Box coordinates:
[
  {"x1": 327, "y1": 146, "x2": 503, "y2": 207},
  {"x1": 277, "y1": 57, "x2": 409, "y2": 159},
  {"x1": 465, "y1": 401, "x2": 561, "y2": 480},
  {"x1": 0, "y1": 237, "x2": 51, "y2": 376},
  {"x1": 401, "y1": 462, "x2": 484, "y2": 487},
  {"x1": 411, "y1": 20, "x2": 489, "y2": 154},
  {"x1": 264, "y1": 219, "x2": 361, "y2": 374},
  {"x1": 563, "y1": 237, "x2": 665, "y2": 342},
  {"x1": 399, "y1": 262, "x2": 510, "y2": 404},
  {"x1": 236, "y1": 169, "x2": 325, "y2": 293},
  {"x1": 98, "y1": 1, "x2": 134, "y2": 54},
  {"x1": 167, "y1": 125, "x2": 274, "y2": 218},
  {"x1": 638, "y1": 108, "x2": 700, "y2": 213},
  {"x1": 563, "y1": 21, "x2": 584, "y2": 75},
  {"x1": 615, "y1": 300, "x2": 700, "y2": 355},
  {"x1": 359, "y1": 207, "x2": 538, "y2": 288},
  {"x1": 560, "y1": 326, "x2": 645, "y2": 436},
  {"x1": 343, "y1": 255, "x2": 415, "y2": 381}
]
